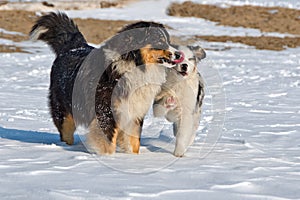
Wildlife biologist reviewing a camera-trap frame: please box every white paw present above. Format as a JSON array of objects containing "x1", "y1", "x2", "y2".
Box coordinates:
[
  {"x1": 173, "y1": 145, "x2": 186, "y2": 157},
  {"x1": 153, "y1": 104, "x2": 167, "y2": 118},
  {"x1": 164, "y1": 96, "x2": 177, "y2": 110},
  {"x1": 166, "y1": 109, "x2": 181, "y2": 122}
]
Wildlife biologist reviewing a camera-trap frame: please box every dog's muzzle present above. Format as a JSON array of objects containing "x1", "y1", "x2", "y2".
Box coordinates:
[
  {"x1": 158, "y1": 48, "x2": 185, "y2": 68},
  {"x1": 175, "y1": 63, "x2": 189, "y2": 76}
]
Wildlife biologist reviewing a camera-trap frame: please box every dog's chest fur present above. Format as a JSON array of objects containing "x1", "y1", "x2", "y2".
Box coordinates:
[
  {"x1": 112, "y1": 61, "x2": 167, "y2": 120},
  {"x1": 163, "y1": 69, "x2": 199, "y2": 111}
]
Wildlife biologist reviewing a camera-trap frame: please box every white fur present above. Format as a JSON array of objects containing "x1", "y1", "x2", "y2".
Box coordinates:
[
  {"x1": 87, "y1": 46, "x2": 176, "y2": 154},
  {"x1": 104, "y1": 47, "x2": 166, "y2": 153},
  {"x1": 29, "y1": 27, "x2": 48, "y2": 41},
  {"x1": 153, "y1": 46, "x2": 205, "y2": 157},
  {"x1": 109, "y1": 54, "x2": 167, "y2": 153}
]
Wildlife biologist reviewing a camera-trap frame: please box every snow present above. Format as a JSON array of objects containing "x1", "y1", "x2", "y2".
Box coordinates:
[
  {"x1": 65, "y1": 1, "x2": 298, "y2": 38},
  {"x1": 1, "y1": 0, "x2": 300, "y2": 199}
]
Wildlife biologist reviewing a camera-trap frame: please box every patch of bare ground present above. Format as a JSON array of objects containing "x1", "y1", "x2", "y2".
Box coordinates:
[
  {"x1": 0, "y1": 0, "x2": 135, "y2": 11},
  {"x1": 73, "y1": 19, "x2": 134, "y2": 44},
  {"x1": 196, "y1": 35, "x2": 300, "y2": 51},
  {"x1": 0, "y1": 10, "x2": 133, "y2": 53},
  {"x1": 168, "y1": 2, "x2": 300, "y2": 35},
  {"x1": 0, "y1": 45, "x2": 28, "y2": 53},
  {"x1": 168, "y1": 2, "x2": 300, "y2": 50},
  {"x1": 2, "y1": 3, "x2": 300, "y2": 53},
  {"x1": 0, "y1": 10, "x2": 37, "y2": 36}
]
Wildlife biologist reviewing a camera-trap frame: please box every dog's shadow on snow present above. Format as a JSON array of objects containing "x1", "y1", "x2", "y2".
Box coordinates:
[
  {"x1": 0, "y1": 126, "x2": 174, "y2": 154},
  {"x1": 0, "y1": 126, "x2": 87, "y2": 153},
  {"x1": 141, "y1": 133, "x2": 175, "y2": 154}
]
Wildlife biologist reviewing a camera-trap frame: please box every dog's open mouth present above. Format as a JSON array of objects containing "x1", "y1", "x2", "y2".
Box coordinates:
[
  {"x1": 176, "y1": 70, "x2": 188, "y2": 77},
  {"x1": 159, "y1": 51, "x2": 185, "y2": 65},
  {"x1": 159, "y1": 57, "x2": 176, "y2": 65}
]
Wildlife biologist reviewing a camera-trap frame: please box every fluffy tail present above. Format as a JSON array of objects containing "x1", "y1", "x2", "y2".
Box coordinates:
[{"x1": 30, "y1": 12, "x2": 87, "y2": 55}]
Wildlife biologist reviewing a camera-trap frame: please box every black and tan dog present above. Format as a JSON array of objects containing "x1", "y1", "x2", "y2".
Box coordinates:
[{"x1": 30, "y1": 12, "x2": 180, "y2": 154}]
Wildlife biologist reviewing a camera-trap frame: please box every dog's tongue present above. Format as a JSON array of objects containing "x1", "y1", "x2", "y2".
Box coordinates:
[{"x1": 173, "y1": 51, "x2": 185, "y2": 64}]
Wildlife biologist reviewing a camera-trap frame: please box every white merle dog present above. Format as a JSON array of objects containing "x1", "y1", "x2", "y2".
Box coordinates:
[{"x1": 153, "y1": 45, "x2": 206, "y2": 157}]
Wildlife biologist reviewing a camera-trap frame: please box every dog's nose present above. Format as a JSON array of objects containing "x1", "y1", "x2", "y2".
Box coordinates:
[
  {"x1": 181, "y1": 63, "x2": 188, "y2": 72},
  {"x1": 174, "y1": 51, "x2": 181, "y2": 60}
]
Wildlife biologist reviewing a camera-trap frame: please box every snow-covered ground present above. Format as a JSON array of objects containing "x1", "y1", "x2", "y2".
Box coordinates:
[{"x1": 1, "y1": 0, "x2": 300, "y2": 199}]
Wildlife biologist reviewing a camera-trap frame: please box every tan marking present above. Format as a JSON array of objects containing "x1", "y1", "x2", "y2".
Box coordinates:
[
  {"x1": 111, "y1": 127, "x2": 119, "y2": 148},
  {"x1": 87, "y1": 119, "x2": 117, "y2": 155},
  {"x1": 116, "y1": 130, "x2": 126, "y2": 152},
  {"x1": 140, "y1": 44, "x2": 171, "y2": 65},
  {"x1": 129, "y1": 119, "x2": 142, "y2": 154},
  {"x1": 130, "y1": 135, "x2": 140, "y2": 154},
  {"x1": 116, "y1": 121, "x2": 141, "y2": 154},
  {"x1": 193, "y1": 66, "x2": 196, "y2": 72},
  {"x1": 61, "y1": 114, "x2": 76, "y2": 145}
]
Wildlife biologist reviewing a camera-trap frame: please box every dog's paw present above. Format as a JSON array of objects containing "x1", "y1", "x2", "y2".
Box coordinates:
[
  {"x1": 153, "y1": 104, "x2": 168, "y2": 117},
  {"x1": 165, "y1": 109, "x2": 181, "y2": 122},
  {"x1": 174, "y1": 141, "x2": 188, "y2": 157},
  {"x1": 164, "y1": 96, "x2": 177, "y2": 110},
  {"x1": 173, "y1": 148, "x2": 185, "y2": 157}
]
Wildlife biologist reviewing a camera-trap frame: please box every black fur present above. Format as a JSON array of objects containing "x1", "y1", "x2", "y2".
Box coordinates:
[
  {"x1": 79, "y1": 21, "x2": 172, "y2": 141},
  {"x1": 196, "y1": 74, "x2": 205, "y2": 108},
  {"x1": 30, "y1": 12, "x2": 94, "y2": 140},
  {"x1": 30, "y1": 12, "x2": 89, "y2": 55},
  {"x1": 30, "y1": 12, "x2": 173, "y2": 146}
]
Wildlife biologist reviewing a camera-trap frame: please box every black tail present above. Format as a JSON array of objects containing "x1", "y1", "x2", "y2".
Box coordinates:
[{"x1": 30, "y1": 12, "x2": 87, "y2": 55}]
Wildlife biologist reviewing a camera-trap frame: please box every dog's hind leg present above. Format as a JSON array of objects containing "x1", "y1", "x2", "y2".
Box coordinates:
[
  {"x1": 117, "y1": 133, "x2": 140, "y2": 154},
  {"x1": 60, "y1": 113, "x2": 76, "y2": 145},
  {"x1": 130, "y1": 135, "x2": 141, "y2": 154},
  {"x1": 117, "y1": 119, "x2": 142, "y2": 154},
  {"x1": 50, "y1": 103, "x2": 76, "y2": 145},
  {"x1": 129, "y1": 120, "x2": 142, "y2": 154}
]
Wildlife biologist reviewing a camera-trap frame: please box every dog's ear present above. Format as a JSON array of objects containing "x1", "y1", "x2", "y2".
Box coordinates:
[{"x1": 188, "y1": 46, "x2": 206, "y2": 60}]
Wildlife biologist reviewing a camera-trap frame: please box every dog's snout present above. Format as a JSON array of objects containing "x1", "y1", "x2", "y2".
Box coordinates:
[{"x1": 181, "y1": 63, "x2": 188, "y2": 72}]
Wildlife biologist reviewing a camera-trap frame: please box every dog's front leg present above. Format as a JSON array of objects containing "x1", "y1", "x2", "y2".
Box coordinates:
[
  {"x1": 154, "y1": 96, "x2": 181, "y2": 122},
  {"x1": 173, "y1": 111, "x2": 194, "y2": 157},
  {"x1": 153, "y1": 98, "x2": 169, "y2": 118},
  {"x1": 117, "y1": 119, "x2": 142, "y2": 154},
  {"x1": 86, "y1": 119, "x2": 118, "y2": 155}
]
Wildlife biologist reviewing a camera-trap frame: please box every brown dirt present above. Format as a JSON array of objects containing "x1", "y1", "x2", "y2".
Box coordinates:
[
  {"x1": 1, "y1": 3, "x2": 300, "y2": 53},
  {"x1": 0, "y1": 44, "x2": 29, "y2": 53},
  {"x1": 73, "y1": 18, "x2": 134, "y2": 44},
  {"x1": 197, "y1": 35, "x2": 300, "y2": 51},
  {"x1": 0, "y1": 32, "x2": 27, "y2": 43},
  {"x1": 168, "y1": 2, "x2": 300, "y2": 35},
  {"x1": 0, "y1": 10, "x2": 37, "y2": 36},
  {"x1": 0, "y1": 0, "x2": 135, "y2": 11},
  {"x1": 0, "y1": 10, "x2": 133, "y2": 53},
  {"x1": 168, "y1": 2, "x2": 300, "y2": 50}
]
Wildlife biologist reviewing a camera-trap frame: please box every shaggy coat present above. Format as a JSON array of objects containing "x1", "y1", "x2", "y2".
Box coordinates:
[
  {"x1": 153, "y1": 45, "x2": 206, "y2": 157},
  {"x1": 30, "y1": 12, "x2": 178, "y2": 154}
]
